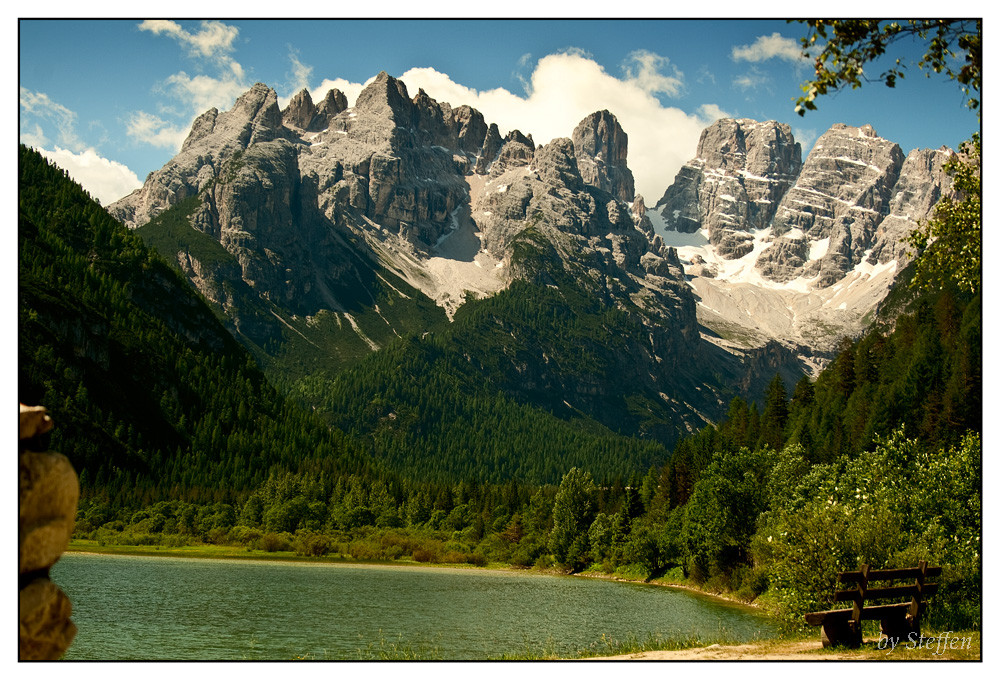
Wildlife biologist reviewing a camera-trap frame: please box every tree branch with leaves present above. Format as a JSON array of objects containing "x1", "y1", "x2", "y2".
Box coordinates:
[
  {"x1": 793, "y1": 19, "x2": 981, "y2": 116},
  {"x1": 792, "y1": 19, "x2": 981, "y2": 295}
]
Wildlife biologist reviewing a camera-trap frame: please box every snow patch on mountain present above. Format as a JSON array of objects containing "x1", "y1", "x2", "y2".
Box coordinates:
[{"x1": 648, "y1": 208, "x2": 899, "y2": 367}]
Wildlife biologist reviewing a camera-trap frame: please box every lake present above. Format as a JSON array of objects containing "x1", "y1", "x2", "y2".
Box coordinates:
[{"x1": 51, "y1": 552, "x2": 778, "y2": 660}]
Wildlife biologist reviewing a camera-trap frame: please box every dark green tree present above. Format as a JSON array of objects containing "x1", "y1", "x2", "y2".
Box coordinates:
[
  {"x1": 759, "y1": 374, "x2": 789, "y2": 451},
  {"x1": 548, "y1": 467, "x2": 596, "y2": 570}
]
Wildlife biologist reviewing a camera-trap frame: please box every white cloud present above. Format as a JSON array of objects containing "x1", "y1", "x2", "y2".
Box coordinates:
[
  {"x1": 137, "y1": 20, "x2": 249, "y2": 136},
  {"x1": 126, "y1": 111, "x2": 188, "y2": 151},
  {"x1": 383, "y1": 51, "x2": 719, "y2": 201},
  {"x1": 19, "y1": 87, "x2": 84, "y2": 151},
  {"x1": 159, "y1": 71, "x2": 249, "y2": 117},
  {"x1": 731, "y1": 32, "x2": 804, "y2": 64},
  {"x1": 139, "y1": 20, "x2": 240, "y2": 62},
  {"x1": 20, "y1": 123, "x2": 49, "y2": 150},
  {"x1": 622, "y1": 50, "x2": 685, "y2": 98},
  {"x1": 285, "y1": 50, "x2": 314, "y2": 102},
  {"x1": 733, "y1": 68, "x2": 771, "y2": 92},
  {"x1": 697, "y1": 104, "x2": 733, "y2": 123},
  {"x1": 37, "y1": 146, "x2": 142, "y2": 205}
]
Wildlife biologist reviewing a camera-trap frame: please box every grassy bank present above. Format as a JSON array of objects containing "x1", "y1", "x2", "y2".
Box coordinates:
[{"x1": 65, "y1": 538, "x2": 508, "y2": 570}]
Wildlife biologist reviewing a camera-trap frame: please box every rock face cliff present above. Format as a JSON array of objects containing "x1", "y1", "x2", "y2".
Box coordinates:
[
  {"x1": 655, "y1": 119, "x2": 801, "y2": 257},
  {"x1": 19, "y1": 405, "x2": 79, "y2": 661},
  {"x1": 571, "y1": 110, "x2": 636, "y2": 203},
  {"x1": 111, "y1": 74, "x2": 682, "y2": 333},
  {"x1": 650, "y1": 119, "x2": 953, "y2": 362},
  {"x1": 758, "y1": 123, "x2": 906, "y2": 286}
]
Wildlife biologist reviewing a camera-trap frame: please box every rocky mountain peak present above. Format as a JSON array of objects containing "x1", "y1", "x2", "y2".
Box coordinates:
[
  {"x1": 533, "y1": 137, "x2": 583, "y2": 191},
  {"x1": 278, "y1": 87, "x2": 349, "y2": 133},
  {"x1": 314, "y1": 88, "x2": 348, "y2": 127},
  {"x1": 353, "y1": 71, "x2": 413, "y2": 124},
  {"x1": 227, "y1": 83, "x2": 283, "y2": 145},
  {"x1": 758, "y1": 122, "x2": 905, "y2": 286},
  {"x1": 282, "y1": 88, "x2": 315, "y2": 130},
  {"x1": 487, "y1": 129, "x2": 535, "y2": 177},
  {"x1": 572, "y1": 110, "x2": 635, "y2": 203},
  {"x1": 648, "y1": 117, "x2": 953, "y2": 366},
  {"x1": 653, "y1": 118, "x2": 801, "y2": 259},
  {"x1": 181, "y1": 107, "x2": 220, "y2": 152},
  {"x1": 867, "y1": 146, "x2": 954, "y2": 266}
]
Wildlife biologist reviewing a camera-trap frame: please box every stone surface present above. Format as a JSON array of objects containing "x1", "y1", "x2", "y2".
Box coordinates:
[
  {"x1": 281, "y1": 88, "x2": 315, "y2": 130},
  {"x1": 19, "y1": 403, "x2": 53, "y2": 440},
  {"x1": 311, "y1": 88, "x2": 348, "y2": 131},
  {"x1": 488, "y1": 130, "x2": 535, "y2": 178},
  {"x1": 19, "y1": 450, "x2": 79, "y2": 574},
  {"x1": 759, "y1": 123, "x2": 906, "y2": 286},
  {"x1": 19, "y1": 577, "x2": 76, "y2": 660},
  {"x1": 654, "y1": 118, "x2": 801, "y2": 239},
  {"x1": 474, "y1": 123, "x2": 504, "y2": 174},
  {"x1": 572, "y1": 110, "x2": 635, "y2": 202},
  {"x1": 868, "y1": 147, "x2": 954, "y2": 266},
  {"x1": 19, "y1": 406, "x2": 79, "y2": 660}
]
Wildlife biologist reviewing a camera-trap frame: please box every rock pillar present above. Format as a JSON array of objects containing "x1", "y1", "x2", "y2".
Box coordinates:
[{"x1": 19, "y1": 404, "x2": 79, "y2": 660}]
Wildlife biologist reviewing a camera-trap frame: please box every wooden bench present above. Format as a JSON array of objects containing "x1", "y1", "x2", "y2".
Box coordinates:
[{"x1": 805, "y1": 561, "x2": 941, "y2": 647}]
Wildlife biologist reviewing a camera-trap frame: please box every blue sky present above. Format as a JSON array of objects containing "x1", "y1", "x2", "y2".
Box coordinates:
[{"x1": 18, "y1": 17, "x2": 981, "y2": 205}]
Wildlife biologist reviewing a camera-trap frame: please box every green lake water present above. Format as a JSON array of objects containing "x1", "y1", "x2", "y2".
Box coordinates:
[{"x1": 52, "y1": 552, "x2": 778, "y2": 660}]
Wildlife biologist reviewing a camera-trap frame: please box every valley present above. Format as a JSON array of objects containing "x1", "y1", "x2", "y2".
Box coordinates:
[{"x1": 18, "y1": 17, "x2": 981, "y2": 661}]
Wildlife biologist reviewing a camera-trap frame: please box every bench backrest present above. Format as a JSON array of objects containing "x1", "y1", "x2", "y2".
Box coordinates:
[{"x1": 834, "y1": 561, "x2": 941, "y2": 622}]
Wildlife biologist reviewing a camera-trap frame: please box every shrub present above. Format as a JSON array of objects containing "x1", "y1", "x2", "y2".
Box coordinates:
[
  {"x1": 205, "y1": 527, "x2": 229, "y2": 545},
  {"x1": 294, "y1": 532, "x2": 332, "y2": 557},
  {"x1": 259, "y1": 532, "x2": 291, "y2": 552},
  {"x1": 442, "y1": 550, "x2": 466, "y2": 564}
]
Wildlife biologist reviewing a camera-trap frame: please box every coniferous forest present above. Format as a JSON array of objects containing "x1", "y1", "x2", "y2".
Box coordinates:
[{"x1": 18, "y1": 143, "x2": 981, "y2": 631}]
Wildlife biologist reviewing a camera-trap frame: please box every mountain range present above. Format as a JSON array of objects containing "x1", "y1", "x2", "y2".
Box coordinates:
[{"x1": 105, "y1": 72, "x2": 954, "y2": 471}]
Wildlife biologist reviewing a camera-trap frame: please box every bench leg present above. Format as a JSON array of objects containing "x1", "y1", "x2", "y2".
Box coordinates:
[
  {"x1": 880, "y1": 613, "x2": 914, "y2": 641},
  {"x1": 821, "y1": 620, "x2": 862, "y2": 648}
]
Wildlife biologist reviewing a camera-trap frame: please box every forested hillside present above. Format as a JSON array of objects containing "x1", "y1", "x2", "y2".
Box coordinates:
[{"x1": 19, "y1": 145, "x2": 371, "y2": 508}]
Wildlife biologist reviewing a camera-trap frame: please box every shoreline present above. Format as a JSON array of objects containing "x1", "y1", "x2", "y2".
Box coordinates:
[
  {"x1": 59, "y1": 543, "x2": 980, "y2": 661},
  {"x1": 65, "y1": 540, "x2": 757, "y2": 609},
  {"x1": 64, "y1": 540, "x2": 575, "y2": 579},
  {"x1": 575, "y1": 568, "x2": 766, "y2": 612}
]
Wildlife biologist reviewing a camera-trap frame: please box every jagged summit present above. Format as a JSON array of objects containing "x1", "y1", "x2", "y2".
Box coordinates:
[
  {"x1": 110, "y1": 77, "x2": 657, "y2": 317},
  {"x1": 648, "y1": 118, "x2": 954, "y2": 363},
  {"x1": 572, "y1": 110, "x2": 635, "y2": 203}
]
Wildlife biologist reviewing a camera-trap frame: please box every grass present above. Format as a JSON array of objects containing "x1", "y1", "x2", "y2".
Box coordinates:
[
  {"x1": 798, "y1": 630, "x2": 981, "y2": 661},
  {"x1": 492, "y1": 630, "x2": 750, "y2": 660},
  {"x1": 67, "y1": 538, "x2": 509, "y2": 570}
]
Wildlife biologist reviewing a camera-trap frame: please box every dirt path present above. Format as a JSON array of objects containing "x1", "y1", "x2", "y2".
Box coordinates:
[
  {"x1": 587, "y1": 636, "x2": 980, "y2": 661},
  {"x1": 586, "y1": 640, "x2": 847, "y2": 660}
]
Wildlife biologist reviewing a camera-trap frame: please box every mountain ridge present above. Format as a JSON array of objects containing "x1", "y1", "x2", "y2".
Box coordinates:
[{"x1": 107, "y1": 73, "x2": 953, "y2": 448}]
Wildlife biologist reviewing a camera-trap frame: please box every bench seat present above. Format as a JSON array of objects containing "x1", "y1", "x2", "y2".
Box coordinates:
[{"x1": 804, "y1": 602, "x2": 910, "y2": 626}]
